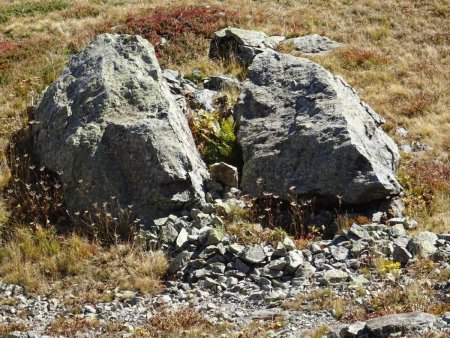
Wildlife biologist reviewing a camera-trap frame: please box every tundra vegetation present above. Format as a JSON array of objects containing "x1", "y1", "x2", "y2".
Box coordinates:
[{"x1": 0, "y1": 0, "x2": 448, "y2": 336}]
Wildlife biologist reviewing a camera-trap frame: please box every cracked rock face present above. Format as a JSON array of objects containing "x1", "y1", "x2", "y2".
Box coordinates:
[
  {"x1": 32, "y1": 34, "x2": 208, "y2": 224},
  {"x1": 234, "y1": 51, "x2": 402, "y2": 205}
]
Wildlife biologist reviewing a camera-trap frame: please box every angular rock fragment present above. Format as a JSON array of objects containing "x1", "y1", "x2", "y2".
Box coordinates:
[
  {"x1": 209, "y1": 27, "x2": 268, "y2": 65},
  {"x1": 210, "y1": 162, "x2": 239, "y2": 187},
  {"x1": 241, "y1": 245, "x2": 267, "y2": 264},
  {"x1": 408, "y1": 231, "x2": 438, "y2": 258}
]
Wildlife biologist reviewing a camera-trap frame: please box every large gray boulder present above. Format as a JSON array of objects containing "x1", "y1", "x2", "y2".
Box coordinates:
[
  {"x1": 33, "y1": 34, "x2": 208, "y2": 224},
  {"x1": 234, "y1": 52, "x2": 402, "y2": 204}
]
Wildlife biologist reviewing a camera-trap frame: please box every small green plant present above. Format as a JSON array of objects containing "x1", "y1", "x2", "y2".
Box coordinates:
[{"x1": 188, "y1": 110, "x2": 238, "y2": 165}]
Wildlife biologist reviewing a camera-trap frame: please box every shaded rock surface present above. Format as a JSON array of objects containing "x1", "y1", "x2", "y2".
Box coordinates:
[
  {"x1": 234, "y1": 51, "x2": 402, "y2": 205},
  {"x1": 32, "y1": 34, "x2": 208, "y2": 224}
]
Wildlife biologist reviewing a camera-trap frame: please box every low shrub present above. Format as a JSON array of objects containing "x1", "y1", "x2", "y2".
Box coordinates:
[
  {"x1": 121, "y1": 6, "x2": 237, "y2": 66},
  {"x1": 338, "y1": 47, "x2": 390, "y2": 69},
  {"x1": 398, "y1": 157, "x2": 450, "y2": 219}
]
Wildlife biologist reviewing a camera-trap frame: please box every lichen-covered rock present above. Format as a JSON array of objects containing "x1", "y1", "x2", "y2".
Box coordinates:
[
  {"x1": 33, "y1": 34, "x2": 208, "y2": 224},
  {"x1": 234, "y1": 52, "x2": 402, "y2": 205}
]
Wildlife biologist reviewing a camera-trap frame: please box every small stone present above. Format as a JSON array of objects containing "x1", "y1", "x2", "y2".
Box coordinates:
[
  {"x1": 204, "y1": 277, "x2": 220, "y2": 289},
  {"x1": 390, "y1": 224, "x2": 406, "y2": 237},
  {"x1": 205, "y1": 228, "x2": 224, "y2": 246},
  {"x1": 168, "y1": 251, "x2": 192, "y2": 274},
  {"x1": 264, "y1": 35, "x2": 286, "y2": 49},
  {"x1": 366, "y1": 312, "x2": 437, "y2": 336},
  {"x1": 393, "y1": 245, "x2": 412, "y2": 265},
  {"x1": 407, "y1": 231, "x2": 438, "y2": 258},
  {"x1": 387, "y1": 217, "x2": 406, "y2": 225},
  {"x1": 348, "y1": 223, "x2": 370, "y2": 240},
  {"x1": 84, "y1": 304, "x2": 97, "y2": 314},
  {"x1": 158, "y1": 295, "x2": 172, "y2": 304},
  {"x1": 273, "y1": 242, "x2": 287, "y2": 257},
  {"x1": 210, "y1": 162, "x2": 239, "y2": 187},
  {"x1": 241, "y1": 245, "x2": 267, "y2": 264},
  {"x1": 330, "y1": 246, "x2": 349, "y2": 261},
  {"x1": 345, "y1": 321, "x2": 366, "y2": 336},
  {"x1": 395, "y1": 127, "x2": 408, "y2": 138},
  {"x1": 281, "y1": 34, "x2": 342, "y2": 54},
  {"x1": 284, "y1": 250, "x2": 304, "y2": 273},
  {"x1": 234, "y1": 259, "x2": 251, "y2": 274},
  {"x1": 159, "y1": 224, "x2": 178, "y2": 244},
  {"x1": 282, "y1": 237, "x2": 296, "y2": 251},
  {"x1": 372, "y1": 211, "x2": 385, "y2": 223},
  {"x1": 294, "y1": 262, "x2": 316, "y2": 278},
  {"x1": 228, "y1": 244, "x2": 245, "y2": 255},
  {"x1": 176, "y1": 228, "x2": 189, "y2": 250},
  {"x1": 153, "y1": 217, "x2": 168, "y2": 227},
  {"x1": 322, "y1": 269, "x2": 349, "y2": 285},
  {"x1": 204, "y1": 75, "x2": 241, "y2": 91},
  {"x1": 266, "y1": 258, "x2": 286, "y2": 271},
  {"x1": 442, "y1": 312, "x2": 450, "y2": 324},
  {"x1": 405, "y1": 217, "x2": 419, "y2": 230}
]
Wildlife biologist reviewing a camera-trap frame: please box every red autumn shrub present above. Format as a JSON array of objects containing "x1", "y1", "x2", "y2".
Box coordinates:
[
  {"x1": 124, "y1": 6, "x2": 233, "y2": 44},
  {"x1": 121, "y1": 6, "x2": 238, "y2": 65}
]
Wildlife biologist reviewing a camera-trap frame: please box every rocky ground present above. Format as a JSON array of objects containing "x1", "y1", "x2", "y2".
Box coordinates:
[{"x1": 2, "y1": 189, "x2": 450, "y2": 337}]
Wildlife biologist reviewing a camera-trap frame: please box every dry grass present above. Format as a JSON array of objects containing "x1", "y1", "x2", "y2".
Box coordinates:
[
  {"x1": 226, "y1": 221, "x2": 288, "y2": 246},
  {"x1": 0, "y1": 225, "x2": 168, "y2": 297}
]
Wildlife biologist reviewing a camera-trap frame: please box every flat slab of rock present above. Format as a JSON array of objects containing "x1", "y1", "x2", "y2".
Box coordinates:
[
  {"x1": 33, "y1": 34, "x2": 208, "y2": 224},
  {"x1": 366, "y1": 312, "x2": 437, "y2": 336},
  {"x1": 234, "y1": 52, "x2": 402, "y2": 204},
  {"x1": 281, "y1": 34, "x2": 342, "y2": 54}
]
